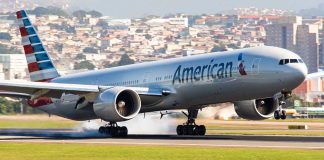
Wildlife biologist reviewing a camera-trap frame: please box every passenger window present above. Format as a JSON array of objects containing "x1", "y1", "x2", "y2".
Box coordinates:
[
  {"x1": 290, "y1": 59, "x2": 298, "y2": 63},
  {"x1": 284, "y1": 59, "x2": 289, "y2": 64},
  {"x1": 279, "y1": 59, "x2": 284, "y2": 65}
]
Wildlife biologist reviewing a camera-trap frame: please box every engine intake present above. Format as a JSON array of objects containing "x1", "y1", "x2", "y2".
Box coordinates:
[
  {"x1": 93, "y1": 87, "x2": 141, "y2": 122},
  {"x1": 234, "y1": 98, "x2": 278, "y2": 120}
]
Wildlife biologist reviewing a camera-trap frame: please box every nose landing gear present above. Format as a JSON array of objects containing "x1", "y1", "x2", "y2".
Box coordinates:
[
  {"x1": 274, "y1": 91, "x2": 290, "y2": 120},
  {"x1": 274, "y1": 109, "x2": 287, "y2": 120},
  {"x1": 176, "y1": 109, "x2": 206, "y2": 136}
]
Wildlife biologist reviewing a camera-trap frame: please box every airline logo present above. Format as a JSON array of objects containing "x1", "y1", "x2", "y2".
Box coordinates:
[
  {"x1": 172, "y1": 60, "x2": 233, "y2": 84},
  {"x1": 173, "y1": 53, "x2": 248, "y2": 84},
  {"x1": 238, "y1": 53, "x2": 247, "y2": 76},
  {"x1": 16, "y1": 10, "x2": 59, "y2": 82}
]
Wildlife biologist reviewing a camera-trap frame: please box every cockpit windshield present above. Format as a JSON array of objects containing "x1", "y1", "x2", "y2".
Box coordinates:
[{"x1": 279, "y1": 59, "x2": 303, "y2": 65}]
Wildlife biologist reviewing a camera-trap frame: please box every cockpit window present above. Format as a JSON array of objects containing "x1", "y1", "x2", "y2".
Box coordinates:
[
  {"x1": 279, "y1": 59, "x2": 284, "y2": 65},
  {"x1": 284, "y1": 59, "x2": 289, "y2": 64},
  {"x1": 279, "y1": 59, "x2": 303, "y2": 65},
  {"x1": 290, "y1": 59, "x2": 298, "y2": 63}
]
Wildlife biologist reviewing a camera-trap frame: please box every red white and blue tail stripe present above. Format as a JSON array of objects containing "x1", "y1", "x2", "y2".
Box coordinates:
[{"x1": 16, "y1": 10, "x2": 60, "y2": 82}]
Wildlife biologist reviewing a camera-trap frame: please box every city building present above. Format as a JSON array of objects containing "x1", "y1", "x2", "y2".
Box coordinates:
[
  {"x1": 0, "y1": 54, "x2": 27, "y2": 80},
  {"x1": 265, "y1": 16, "x2": 320, "y2": 73}
]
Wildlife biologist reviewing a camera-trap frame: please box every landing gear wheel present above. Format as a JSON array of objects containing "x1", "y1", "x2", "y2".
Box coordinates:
[
  {"x1": 187, "y1": 125, "x2": 194, "y2": 135},
  {"x1": 197, "y1": 125, "x2": 206, "y2": 135},
  {"x1": 276, "y1": 90, "x2": 291, "y2": 120},
  {"x1": 177, "y1": 109, "x2": 206, "y2": 136},
  {"x1": 176, "y1": 125, "x2": 184, "y2": 135},
  {"x1": 274, "y1": 110, "x2": 287, "y2": 120},
  {"x1": 98, "y1": 122, "x2": 128, "y2": 137},
  {"x1": 274, "y1": 110, "x2": 280, "y2": 120},
  {"x1": 176, "y1": 124, "x2": 206, "y2": 136},
  {"x1": 98, "y1": 126, "x2": 105, "y2": 134},
  {"x1": 280, "y1": 110, "x2": 287, "y2": 120},
  {"x1": 120, "y1": 126, "x2": 128, "y2": 137}
]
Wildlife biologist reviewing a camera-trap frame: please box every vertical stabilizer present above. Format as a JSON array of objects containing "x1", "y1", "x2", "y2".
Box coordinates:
[{"x1": 16, "y1": 10, "x2": 60, "y2": 82}]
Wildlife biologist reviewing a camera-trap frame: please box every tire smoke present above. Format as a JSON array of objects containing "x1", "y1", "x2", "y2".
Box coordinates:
[{"x1": 119, "y1": 114, "x2": 177, "y2": 134}]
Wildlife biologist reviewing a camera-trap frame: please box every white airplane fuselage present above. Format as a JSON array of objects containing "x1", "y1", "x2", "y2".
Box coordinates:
[{"x1": 34, "y1": 46, "x2": 307, "y2": 121}]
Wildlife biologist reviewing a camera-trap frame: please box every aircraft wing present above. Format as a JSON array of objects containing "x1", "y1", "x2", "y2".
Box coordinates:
[
  {"x1": 0, "y1": 80, "x2": 167, "y2": 100},
  {"x1": 0, "y1": 80, "x2": 100, "y2": 99}
]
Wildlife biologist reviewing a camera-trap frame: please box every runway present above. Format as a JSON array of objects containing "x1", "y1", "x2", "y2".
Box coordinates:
[{"x1": 1, "y1": 129, "x2": 324, "y2": 149}]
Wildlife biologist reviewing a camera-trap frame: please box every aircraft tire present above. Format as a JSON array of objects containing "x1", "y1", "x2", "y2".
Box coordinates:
[
  {"x1": 274, "y1": 110, "x2": 280, "y2": 120},
  {"x1": 177, "y1": 125, "x2": 184, "y2": 135},
  {"x1": 197, "y1": 125, "x2": 206, "y2": 135},
  {"x1": 280, "y1": 110, "x2": 287, "y2": 120}
]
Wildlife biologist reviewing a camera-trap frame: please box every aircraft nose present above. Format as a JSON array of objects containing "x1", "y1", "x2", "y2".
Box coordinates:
[
  {"x1": 294, "y1": 64, "x2": 307, "y2": 83},
  {"x1": 285, "y1": 64, "x2": 307, "y2": 90},
  {"x1": 299, "y1": 63, "x2": 308, "y2": 79}
]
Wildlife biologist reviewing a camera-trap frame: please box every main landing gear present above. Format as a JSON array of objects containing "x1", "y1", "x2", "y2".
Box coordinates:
[
  {"x1": 274, "y1": 91, "x2": 291, "y2": 120},
  {"x1": 176, "y1": 109, "x2": 206, "y2": 136},
  {"x1": 98, "y1": 122, "x2": 128, "y2": 137}
]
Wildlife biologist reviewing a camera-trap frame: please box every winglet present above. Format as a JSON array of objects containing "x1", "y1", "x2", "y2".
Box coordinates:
[{"x1": 16, "y1": 10, "x2": 60, "y2": 82}]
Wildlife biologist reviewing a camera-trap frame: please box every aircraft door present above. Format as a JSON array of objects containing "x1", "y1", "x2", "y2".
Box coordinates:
[{"x1": 143, "y1": 71, "x2": 152, "y2": 84}]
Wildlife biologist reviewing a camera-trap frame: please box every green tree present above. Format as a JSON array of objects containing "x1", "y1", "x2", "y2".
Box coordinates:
[
  {"x1": 103, "y1": 62, "x2": 117, "y2": 68},
  {"x1": 243, "y1": 44, "x2": 251, "y2": 48},
  {"x1": 211, "y1": 44, "x2": 226, "y2": 52},
  {"x1": 117, "y1": 54, "x2": 135, "y2": 66},
  {"x1": 88, "y1": 10, "x2": 102, "y2": 17},
  {"x1": 75, "y1": 53, "x2": 86, "y2": 60},
  {"x1": 227, "y1": 43, "x2": 240, "y2": 49},
  {"x1": 0, "y1": 104, "x2": 6, "y2": 114},
  {"x1": 96, "y1": 20, "x2": 108, "y2": 29},
  {"x1": 72, "y1": 10, "x2": 87, "y2": 19},
  {"x1": 74, "y1": 60, "x2": 95, "y2": 70},
  {"x1": 83, "y1": 47, "x2": 98, "y2": 53},
  {"x1": 72, "y1": 10, "x2": 102, "y2": 19},
  {"x1": 0, "y1": 97, "x2": 21, "y2": 115},
  {"x1": 29, "y1": 6, "x2": 69, "y2": 17},
  {"x1": 144, "y1": 34, "x2": 152, "y2": 40}
]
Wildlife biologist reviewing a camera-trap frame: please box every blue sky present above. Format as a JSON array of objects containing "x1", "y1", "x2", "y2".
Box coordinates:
[{"x1": 70, "y1": 0, "x2": 324, "y2": 18}]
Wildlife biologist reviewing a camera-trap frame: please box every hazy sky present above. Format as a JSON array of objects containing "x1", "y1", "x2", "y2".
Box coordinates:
[{"x1": 70, "y1": 0, "x2": 324, "y2": 18}]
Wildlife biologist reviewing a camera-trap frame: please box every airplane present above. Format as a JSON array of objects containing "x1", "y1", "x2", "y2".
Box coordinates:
[{"x1": 0, "y1": 10, "x2": 307, "y2": 137}]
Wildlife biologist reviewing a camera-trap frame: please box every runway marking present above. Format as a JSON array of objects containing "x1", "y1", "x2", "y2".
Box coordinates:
[{"x1": 1, "y1": 137, "x2": 324, "y2": 149}]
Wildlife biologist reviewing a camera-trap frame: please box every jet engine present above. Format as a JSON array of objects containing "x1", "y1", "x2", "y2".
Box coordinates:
[
  {"x1": 93, "y1": 87, "x2": 141, "y2": 122},
  {"x1": 234, "y1": 98, "x2": 278, "y2": 120}
]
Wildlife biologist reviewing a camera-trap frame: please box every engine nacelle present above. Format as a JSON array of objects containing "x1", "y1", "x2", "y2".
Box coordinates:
[
  {"x1": 234, "y1": 98, "x2": 279, "y2": 120},
  {"x1": 93, "y1": 87, "x2": 141, "y2": 122}
]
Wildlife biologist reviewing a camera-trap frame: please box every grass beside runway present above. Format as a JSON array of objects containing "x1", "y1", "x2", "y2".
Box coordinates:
[
  {"x1": 0, "y1": 142, "x2": 323, "y2": 160},
  {"x1": 252, "y1": 118, "x2": 324, "y2": 123},
  {"x1": 207, "y1": 129, "x2": 324, "y2": 136},
  {"x1": 0, "y1": 120, "x2": 76, "y2": 128},
  {"x1": 0, "y1": 115, "x2": 77, "y2": 129}
]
